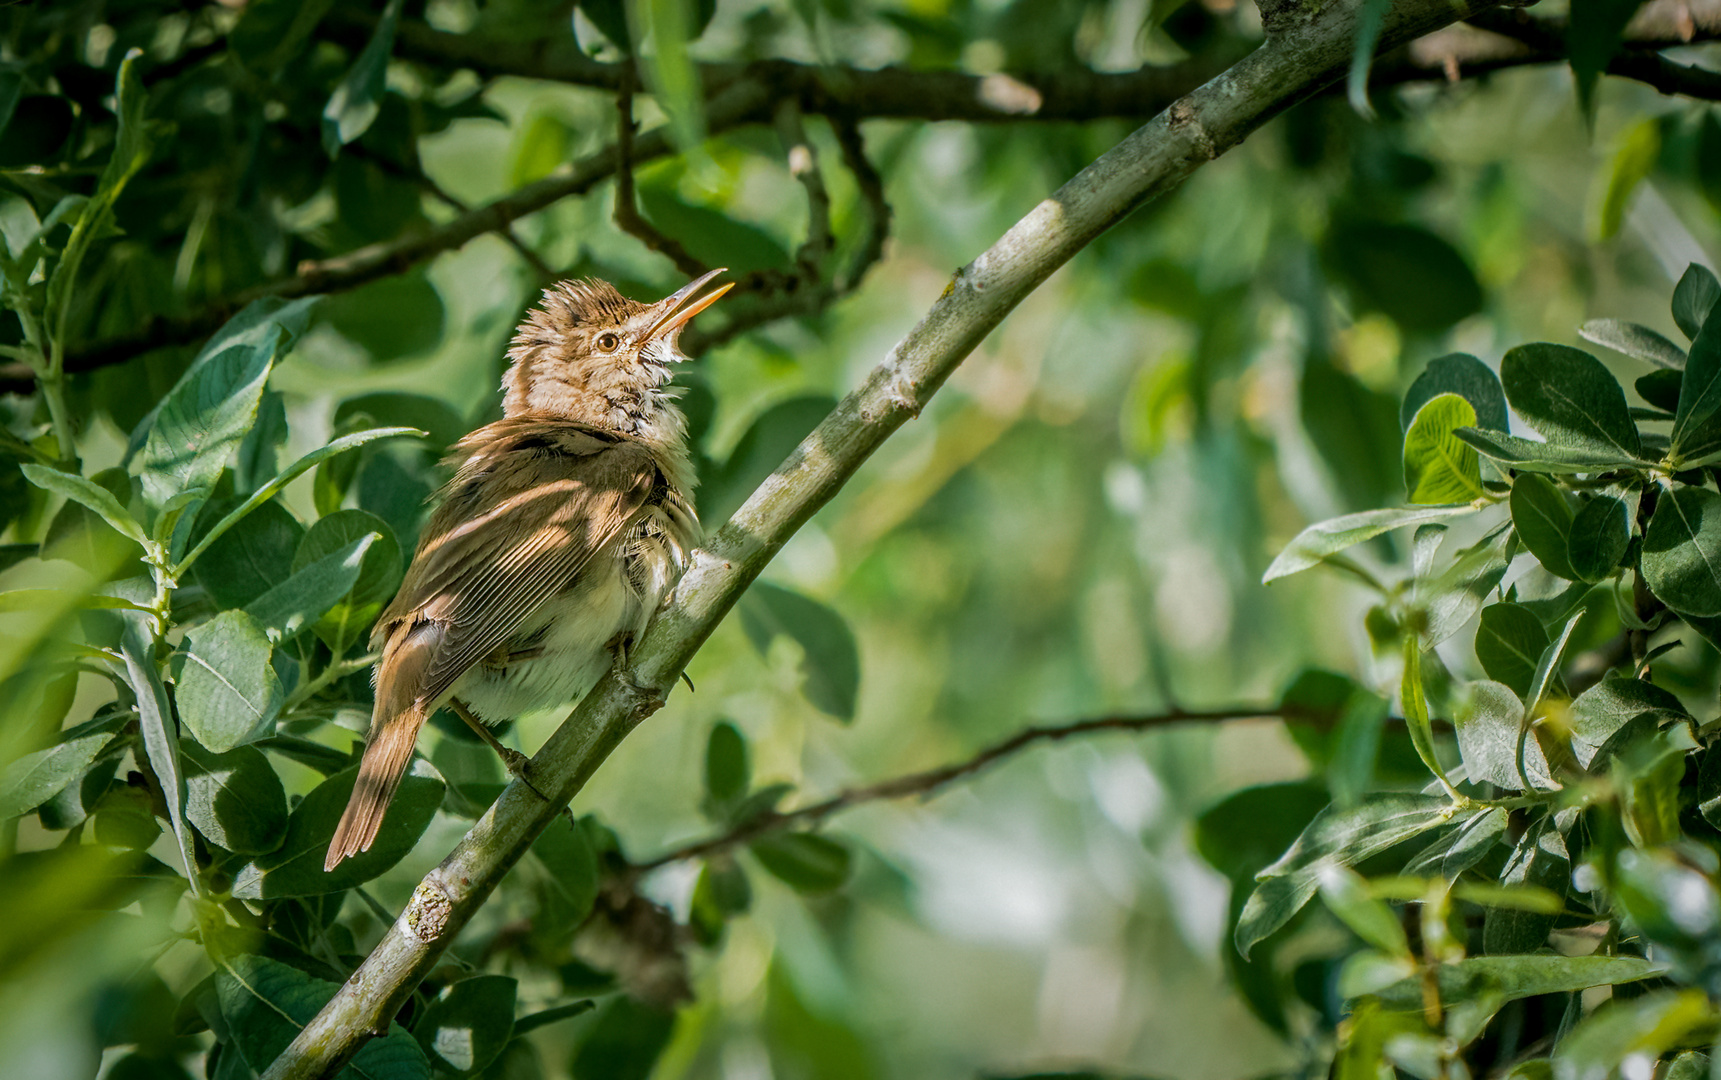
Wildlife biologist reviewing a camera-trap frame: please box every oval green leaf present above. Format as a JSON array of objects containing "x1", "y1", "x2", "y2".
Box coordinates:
[
  {"x1": 1403, "y1": 393, "x2": 1483, "y2": 505},
  {"x1": 1500, "y1": 343, "x2": 1641, "y2": 459},
  {"x1": 1567, "y1": 493, "x2": 1631, "y2": 583},
  {"x1": 1642, "y1": 486, "x2": 1721, "y2": 616},
  {"x1": 1509, "y1": 474, "x2": 1577, "y2": 580}
]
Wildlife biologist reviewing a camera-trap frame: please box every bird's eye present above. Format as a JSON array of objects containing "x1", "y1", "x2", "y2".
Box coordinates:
[{"x1": 596, "y1": 332, "x2": 621, "y2": 352}]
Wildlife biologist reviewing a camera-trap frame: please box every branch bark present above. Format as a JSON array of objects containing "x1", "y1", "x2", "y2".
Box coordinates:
[{"x1": 258, "y1": 0, "x2": 1497, "y2": 1075}]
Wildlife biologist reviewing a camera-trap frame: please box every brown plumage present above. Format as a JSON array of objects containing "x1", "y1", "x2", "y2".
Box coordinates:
[{"x1": 325, "y1": 271, "x2": 730, "y2": 871}]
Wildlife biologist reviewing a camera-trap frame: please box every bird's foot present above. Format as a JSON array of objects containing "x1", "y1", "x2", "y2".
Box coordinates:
[{"x1": 496, "y1": 746, "x2": 549, "y2": 802}]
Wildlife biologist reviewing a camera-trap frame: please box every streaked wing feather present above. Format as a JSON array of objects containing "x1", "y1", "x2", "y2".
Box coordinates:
[{"x1": 380, "y1": 430, "x2": 658, "y2": 709}]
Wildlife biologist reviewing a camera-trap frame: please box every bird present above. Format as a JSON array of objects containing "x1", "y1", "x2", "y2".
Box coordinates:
[{"x1": 324, "y1": 269, "x2": 731, "y2": 871}]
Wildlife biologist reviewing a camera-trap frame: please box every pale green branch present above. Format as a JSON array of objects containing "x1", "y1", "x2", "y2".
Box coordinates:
[{"x1": 260, "y1": 0, "x2": 1501, "y2": 1074}]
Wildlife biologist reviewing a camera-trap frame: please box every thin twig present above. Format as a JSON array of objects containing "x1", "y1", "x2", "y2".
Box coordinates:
[
  {"x1": 633, "y1": 706, "x2": 1283, "y2": 873},
  {"x1": 775, "y1": 101, "x2": 833, "y2": 278},
  {"x1": 612, "y1": 72, "x2": 711, "y2": 281}
]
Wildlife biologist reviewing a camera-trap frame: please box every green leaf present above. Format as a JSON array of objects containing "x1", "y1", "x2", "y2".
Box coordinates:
[
  {"x1": 702, "y1": 396, "x2": 836, "y2": 525},
  {"x1": 577, "y1": 0, "x2": 631, "y2": 49},
  {"x1": 569, "y1": 995, "x2": 675, "y2": 1080},
  {"x1": 44, "y1": 53, "x2": 154, "y2": 358},
  {"x1": 1638, "y1": 368, "x2": 1683, "y2": 412},
  {"x1": 119, "y1": 617, "x2": 198, "y2": 894},
  {"x1": 1593, "y1": 118, "x2": 1659, "y2": 240},
  {"x1": 1400, "y1": 353, "x2": 1510, "y2": 432},
  {"x1": 705, "y1": 721, "x2": 748, "y2": 807},
  {"x1": 1484, "y1": 814, "x2": 1569, "y2": 955},
  {"x1": 1641, "y1": 486, "x2": 1721, "y2": 616},
  {"x1": 529, "y1": 816, "x2": 599, "y2": 935},
  {"x1": 1193, "y1": 781, "x2": 1330, "y2": 884},
  {"x1": 1370, "y1": 955, "x2": 1665, "y2": 1014},
  {"x1": 1499, "y1": 343, "x2": 1641, "y2": 460},
  {"x1": 1323, "y1": 220, "x2": 1483, "y2": 334},
  {"x1": 191, "y1": 501, "x2": 305, "y2": 610},
  {"x1": 1568, "y1": 0, "x2": 1650, "y2": 121},
  {"x1": 1263, "y1": 505, "x2": 1476, "y2": 583},
  {"x1": 1580, "y1": 319, "x2": 1686, "y2": 370},
  {"x1": 513, "y1": 1000, "x2": 596, "y2": 1036},
  {"x1": 20, "y1": 465, "x2": 147, "y2": 546},
  {"x1": 294, "y1": 509, "x2": 402, "y2": 655},
  {"x1": 1418, "y1": 523, "x2": 1516, "y2": 647},
  {"x1": 1474, "y1": 605, "x2": 1550, "y2": 699},
  {"x1": 1442, "y1": 805, "x2": 1508, "y2": 879},
  {"x1": 1510, "y1": 474, "x2": 1578, "y2": 580},
  {"x1": 138, "y1": 336, "x2": 280, "y2": 511},
  {"x1": 177, "y1": 427, "x2": 419, "y2": 574},
  {"x1": 1402, "y1": 394, "x2": 1483, "y2": 504},
  {"x1": 1612, "y1": 847, "x2": 1721, "y2": 959},
  {"x1": 1567, "y1": 494, "x2": 1631, "y2": 582},
  {"x1": 750, "y1": 832, "x2": 852, "y2": 893},
  {"x1": 632, "y1": 0, "x2": 706, "y2": 151},
  {"x1": 175, "y1": 610, "x2": 284, "y2": 753},
  {"x1": 1236, "y1": 793, "x2": 1458, "y2": 958},
  {"x1": 414, "y1": 975, "x2": 516, "y2": 1077},
  {"x1": 1399, "y1": 637, "x2": 1452, "y2": 791},
  {"x1": 1456, "y1": 428, "x2": 1645, "y2": 474},
  {"x1": 181, "y1": 741, "x2": 287, "y2": 855},
  {"x1": 333, "y1": 395, "x2": 463, "y2": 453},
  {"x1": 1671, "y1": 289, "x2": 1721, "y2": 459},
  {"x1": 217, "y1": 954, "x2": 429, "y2": 1079},
  {"x1": 1318, "y1": 865, "x2": 1409, "y2": 956},
  {"x1": 1554, "y1": 990, "x2": 1714, "y2": 1080},
  {"x1": 0, "y1": 724, "x2": 120, "y2": 819},
  {"x1": 125, "y1": 299, "x2": 320, "y2": 465},
  {"x1": 1456, "y1": 680, "x2": 1552, "y2": 791},
  {"x1": 1618, "y1": 727, "x2": 1694, "y2": 849},
  {"x1": 230, "y1": 758, "x2": 445, "y2": 898},
  {"x1": 739, "y1": 582, "x2": 859, "y2": 721},
  {"x1": 1673, "y1": 263, "x2": 1720, "y2": 342},
  {"x1": 1344, "y1": 0, "x2": 1392, "y2": 116},
  {"x1": 244, "y1": 533, "x2": 378, "y2": 644},
  {"x1": 322, "y1": 0, "x2": 404, "y2": 155},
  {"x1": 1570, "y1": 675, "x2": 1689, "y2": 768}
]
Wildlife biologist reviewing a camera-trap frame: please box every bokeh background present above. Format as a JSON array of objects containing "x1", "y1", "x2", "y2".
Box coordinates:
[{"x1": 4, "y1": 0, "x2": 1721, "y2": 1077}]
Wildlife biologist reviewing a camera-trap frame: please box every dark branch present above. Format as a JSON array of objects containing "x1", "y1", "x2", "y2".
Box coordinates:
[
  {"x1": 13, "y1": 5, "x2": 1718, "y2": 396},
  {"x1": 611, "y1": 73, "x2": 713, "y2": 281},
  {"x1": 632, "y1": 706, "x2": 1285, "y2": 873}
]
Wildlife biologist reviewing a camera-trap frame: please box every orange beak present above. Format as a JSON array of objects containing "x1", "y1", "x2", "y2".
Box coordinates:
[{"x1": 646, "y1": 268, "x2": 733, "y2": 340}]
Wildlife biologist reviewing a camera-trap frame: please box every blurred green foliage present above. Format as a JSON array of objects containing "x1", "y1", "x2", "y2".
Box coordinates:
[{"x1": 3, "y1": 0, "x2": 1721, "y2": 1078}]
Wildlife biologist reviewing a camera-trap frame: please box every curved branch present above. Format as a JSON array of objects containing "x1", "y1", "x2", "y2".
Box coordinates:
[
  {"x1": 258, "y1": 0, "x2": 1501, "y2": 1076},
  {"x1": 633, "y1": 706, "x2": 1285, "y2": 873}
]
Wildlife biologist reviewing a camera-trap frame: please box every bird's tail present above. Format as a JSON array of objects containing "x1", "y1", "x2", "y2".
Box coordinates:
[{"x1": 325, "y1": 705, "x2": 423, "y2": 871}]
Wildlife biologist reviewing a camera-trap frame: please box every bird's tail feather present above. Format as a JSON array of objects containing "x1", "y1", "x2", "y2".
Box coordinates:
[{"x1": 325, "y1": 708, "x2": 422, "y2": 871}]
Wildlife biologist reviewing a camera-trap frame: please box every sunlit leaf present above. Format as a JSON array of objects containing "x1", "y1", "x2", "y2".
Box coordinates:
[
  {"x1": 413, "y1": 975, "x2": 516, "y2": 1077},
  {"x1": 1402, "y1": 393, "x2": 1482, "y2": 504},
  {"x1": 322, "y1": 0, "x2": 405, "y2": 155}
]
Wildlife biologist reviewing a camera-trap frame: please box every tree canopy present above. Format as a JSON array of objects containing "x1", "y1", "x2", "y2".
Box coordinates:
[{"x1": 4, "y1": 1, "x2": 1721, "y2": 1079}]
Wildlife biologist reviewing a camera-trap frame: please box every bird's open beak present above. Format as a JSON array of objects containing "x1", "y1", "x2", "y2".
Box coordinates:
[{"x1": 646, "y1": 268, "x2": 733, "y2": 340}]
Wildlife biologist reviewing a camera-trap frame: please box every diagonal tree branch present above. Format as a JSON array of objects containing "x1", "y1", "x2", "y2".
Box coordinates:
[
  {"x1": 258, "y1": 0, "x2": 1501, "y2": 1075},
  {"x1": 632, "y1": 706, "x2": 1287, "y2": 874}
]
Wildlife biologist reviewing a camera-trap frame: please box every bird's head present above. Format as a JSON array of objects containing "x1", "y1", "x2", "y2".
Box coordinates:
[{"x1": 502, "y1": 269, "x2": 731, "y2": 432}]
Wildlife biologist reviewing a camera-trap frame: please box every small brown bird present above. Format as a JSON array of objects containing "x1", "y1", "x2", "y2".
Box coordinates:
[{"x1": 325, "y1": 270, "x2": 731, "y2": 870}]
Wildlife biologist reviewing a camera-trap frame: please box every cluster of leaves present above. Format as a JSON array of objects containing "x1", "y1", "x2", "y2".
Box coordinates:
[
  {"x1": 0, "y1": 31, "x2": 875, "y2": 1080},
  {"x1": 1198, "y1": 267, "x2": 1721, "y2": 1078}
]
